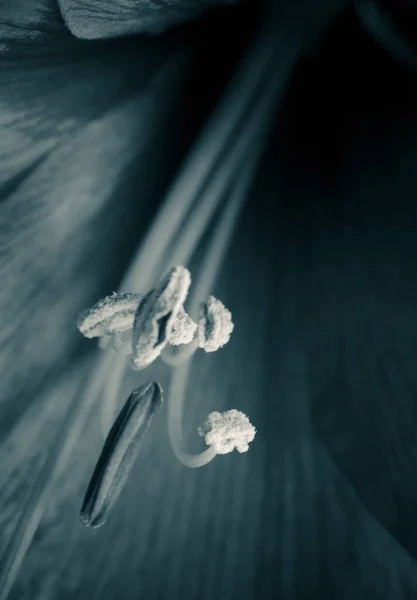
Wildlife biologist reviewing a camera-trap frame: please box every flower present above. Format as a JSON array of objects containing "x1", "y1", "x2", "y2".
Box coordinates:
[{"x1": 3, "y1": 2, "x2": 417, "y2": 600}]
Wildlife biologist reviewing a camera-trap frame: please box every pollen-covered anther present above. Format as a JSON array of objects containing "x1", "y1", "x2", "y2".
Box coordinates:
[
  {"x1": 168, "y1": 306, "x2": 197, "y2": 346},
  {"x1": 131, "y1": 266, "x2": 191, "y2": 370},
  {"x1": 77, "y1": 292, "x2": 142, "y2": 338},
  {"x1": 198, "y1": 409, "x2": 256, "y2": 454},
  {"x1": 198, "y1": 295, "x2": 234, "y2": 353}
]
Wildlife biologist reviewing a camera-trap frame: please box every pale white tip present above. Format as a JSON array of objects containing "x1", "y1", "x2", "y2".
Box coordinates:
[
  {"x1": 198, "y1": 296, "x2": 234, "y2": 353},
  {"x1": 198, "y1": 409, "x2": 256, "y2": 455},
  {"x1": 168, "y1": 307, "x2": 197, "y2": 346}
]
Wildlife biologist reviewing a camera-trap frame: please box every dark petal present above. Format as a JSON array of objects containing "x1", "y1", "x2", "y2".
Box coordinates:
[
  {"x1": 58, "y1": 0, "x2": 241, "y2": 39},
  {"x1": 80, "y1": 382, "x2": 163, "y2": 528},
  {"x1": 0, "y1": 1, "x2": 69, "y2": 46},
  {"x1": 304, "y1": 122, "x2": 417, "y2": 561},
  {"x1": 279, "y1": 4, "x2": 417, "y2": 562},
  {"x1": 309, "y1": 280, "x2": 417, "y2": 560},
  {"x1": 0, "y1": 46, "x2": 192, "y2": 434},
  {"x1": 355, "y1": 0, "x2": 417, "y2": 71},
  {"x1": 0, "y1": 34, "x2": 186, "y2": 186}
]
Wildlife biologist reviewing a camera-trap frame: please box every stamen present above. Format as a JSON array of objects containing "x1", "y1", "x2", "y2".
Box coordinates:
[
  {"x1": 80, "y1": 295, "x2": 195, "y2": 356},
  {"x1": 168, "y1": 306, "x2": 197, "y2": 346},
  {"x1": 86, "y1": 0, "x2": 333, "y2": 462},
  {"x1": 80, "y1": 383, "x2": 163, "y2": 528},
  {"x1": 166, "y1": 62, "x2": 289, "y2": 467},
  {"x1": 77, "y1": 292, "x2": 142, "y2": 338},
  {"x1": 131, "y1": 266, "x2": 191, "y2": 370},
  {"x1": 92, "y1": 6, "x2": 295, "y2": 442},
  {"x1": 166, "y1": 167, "x2": 257, "y2": 467},
  {"x1": 198, "y1": 410, "x2": 256, "y2": 455},
  {"x1": 198, "y1": 296, "x2": 234, "y2": 353},
  {"x1": 161, "y1": 296, "x2": 234, "y2": 365}
]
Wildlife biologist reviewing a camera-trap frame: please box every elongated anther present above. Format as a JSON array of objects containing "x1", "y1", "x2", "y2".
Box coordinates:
[
  {"x1": 77, "y1": 292, "x2": 142, "y2": 338},
  {"x1": 131, "y1": 266, "x2": 191, "y2": 370},
  {"x1": 80, "y1": 382, "x2": 163, "y2": 528}
]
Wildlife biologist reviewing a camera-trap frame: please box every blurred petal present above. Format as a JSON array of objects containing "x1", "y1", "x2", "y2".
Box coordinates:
[
  {"x1": 0, "y1": 48, "x2": 191, "y2": 433},
  {"x1": 355, "y1": 0, "x2": 417, "y2": 71},
  {"x1": 8, "y1": 5, "x2": 417, "y2": 600},
  {"x1": 0, "y1": 35, "x2": 186, "y2": 187},
  {"x1": 297, "y1": 9, "x2": 417, "y2": 560},
  {"x1": 0, "y1": 0, "x2": 259, "y2": 433},
  {"x1": 58, "y1": 0, "x2": 241, "y2": 39},
  {"x1": 0, "y1": 1, "x2": 68, "y2": 46}
]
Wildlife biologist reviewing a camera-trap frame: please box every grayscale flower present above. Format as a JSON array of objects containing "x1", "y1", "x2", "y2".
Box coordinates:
[{"x1": 3, "y1": 1, "x2": 417, "y2": 600}]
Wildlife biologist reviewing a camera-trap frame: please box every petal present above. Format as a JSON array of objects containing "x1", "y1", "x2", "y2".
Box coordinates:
[
  {"x1": 309, "y1": 282, "x2": 417, "y2": 560},
  {"x1": 303, "y1": 30, "x2": 417, "y2": 559},
  {"x1": 0, "y1": 1, "x2": 68, "y2": 46},
  {"x1": 0, "y1": 1, "x2": 261, "y2": 433},
  {"x1": 58, "y1": 0, "x2": 241, "y2": 39},
  {"x1": 0, "y1": 34, "x2": 186, "y2": 188},
  {"x1": 355, "y1": 0, "x2": 417, "y2": 71},
  {"x1": 282, "y1": 4, "x2": 417, "y2": 561},
  {"x1": 0, "y1": 49, "x2": 191, "y2": 431}
]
